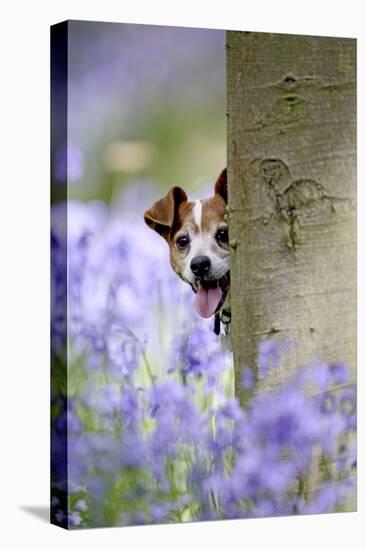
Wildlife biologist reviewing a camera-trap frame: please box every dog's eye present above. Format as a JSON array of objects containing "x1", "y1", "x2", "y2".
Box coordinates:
[
  {"x1": 176, "y1": 235, "x2": 190, "y2": 249},
  {"x1": 215, "y1": 228, "x2": 228, "y2": 244}
]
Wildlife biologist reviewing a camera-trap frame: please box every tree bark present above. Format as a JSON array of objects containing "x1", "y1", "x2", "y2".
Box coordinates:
[{"x1": 227, "y1": 31, "x2": 356, "y2": 403}]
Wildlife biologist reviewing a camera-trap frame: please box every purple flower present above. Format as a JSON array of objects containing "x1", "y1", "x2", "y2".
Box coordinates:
[
  {"x1": 84, "y1": 383, "x2": 121, "y2": 416},
  {"x1": 68, "y1": 510, "x2": 83, "y2": 527},
  {"x1": 74, "y1": 499, "x2": 88, "y2": 512},
  {"x1": 253, "y1": 499, "x2": 278, "y2": 518},
  {"x1": 310, "y1": 361, "x2": 331, "y2": 391},
  {"x1": 54, "y1": 143, "x2": 84, "y2": 184},
  {"x1": 55, "y1": 510, "x2": 66, "y2": 524},
  {"x1": 329, "y1": 362, "x2": 349, "y2": 385},
  {"x1": 149, "y1": 381, "x2": 184, "y2": 417},
  {"x1": 150, "y1": 502, "x2": 173, "y2": 523},
  {"x1": 250, "y1": 385, "x2": 319, "y2": 452},
  {"x1": 174, "y1": 326, "x2": 231, "y2": 388},
  {"x1": 300, "y1": 482, "x2": 342, "y2": 514},
  {"x1": 318, "y1": 392, "x2": 337, "y2": 415},
  {"x1": 121, "y1": 386, "x2": 141, "y2": 428},
  {"x1": 221, "y1": 398, "x2": 246, "y2": 423},
  {"x1": 241, "y1": 366, "x2": 254, "y2": 389},
  {"x1": 53, "y1": 196, "x2": 356, "y2": 527},
  {"x1": 120, "y1": 431, "x2": 148, "y2": 469},
  {"x1": 339, "y1": 387, "x2": 357, "y2": 430},
  {"x1": 86, "y1": 476, "x2": 107, "y2": 500},
  {"x1": 257, "y1": 340, "x2": 283, "y2": 377}
]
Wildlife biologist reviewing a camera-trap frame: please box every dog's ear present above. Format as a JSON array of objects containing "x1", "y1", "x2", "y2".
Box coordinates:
[
  {"x1": 214, "y1": 168, "x2": 227, "y2": 204},
  {"x1": 144, "y1": 186, "x2": 188, "y2": 240}
]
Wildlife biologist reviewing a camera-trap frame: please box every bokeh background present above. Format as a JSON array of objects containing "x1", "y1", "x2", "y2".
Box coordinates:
[{"x1": 53, "y1": 20, "x2": 226, "y2": 205}]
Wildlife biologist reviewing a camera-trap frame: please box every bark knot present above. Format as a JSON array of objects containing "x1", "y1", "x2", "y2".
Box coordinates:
[{"x1": 260, "y1": 158, "x2": 351, "y2": 249}]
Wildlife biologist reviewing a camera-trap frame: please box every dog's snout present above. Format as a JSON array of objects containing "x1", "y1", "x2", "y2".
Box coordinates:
[{"x1": 190, "y1": 255, "x2": 211, "y2": 277}]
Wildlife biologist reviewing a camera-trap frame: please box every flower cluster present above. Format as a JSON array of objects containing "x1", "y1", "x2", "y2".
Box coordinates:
[{"x1": 51, "y1": 198, "x2": 356, "y2": 529}]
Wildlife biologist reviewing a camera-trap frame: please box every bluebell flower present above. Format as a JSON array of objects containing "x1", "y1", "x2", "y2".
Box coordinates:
[
  {"x1": 310, "y1": 360, "x2": 331, "y2": 391},
  {"x1": 257, "y1": 340, "x2": 285, "y2": 377},
  {"x1": 148, "y1": 381, "x2": 184, "y2": 417},
  {"x1": 241, "y1": 366, "x2": 254, "y2": 389},
  {"x1": 150, "y1": 502, "x2": 173, "y2": 523},
  {"x1": 86, "y1": 476, "x2": 107, "y2": 500},
  {"x1": 54, "y1": 143, "x2": 83, "y2": 184},
  {"x1": 339, "y1": 387, "x2": 357, "y2": 430},
  {"x1": 120, "y1": 431, "x2": 148, "y2": 469},
  {"x1": 68, "y1": 510, "x2": 83, "y2": 527},
  {"x1": 53, "y1": 196, "x2": 356, "y2": 527},
  {"x1": 55, "y1": 510, "x2": 66, "y2": 524},
  {"x1": 299, "y1": 482, "x2": 344, "y2": 514},
  {"x1": 74, "y1": 499, "x2": 88, "y2": 512},
  {"x1": 121, "y1": 386, "x2": 141, "y2": 428},
  {"x1": 175, "y1": 326, "x2": 231, "y2": 387},
  {"x1": 329, "y1": 362, "x2": 349, "y2": 385}
]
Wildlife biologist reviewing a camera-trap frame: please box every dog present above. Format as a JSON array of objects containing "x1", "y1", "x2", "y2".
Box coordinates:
[{"x1": 144, "y1": 168, "x2": 231, "y2": 334}]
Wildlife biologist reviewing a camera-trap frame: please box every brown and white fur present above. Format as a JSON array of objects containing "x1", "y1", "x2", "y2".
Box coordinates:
[{"x1": 144, "y1": 169, "x2": 231, "y2": 331}]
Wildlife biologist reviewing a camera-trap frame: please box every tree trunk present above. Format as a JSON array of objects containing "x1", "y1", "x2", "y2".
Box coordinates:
[{"x1": 227, "y1": 31, "x2": 356, "y2": 404}]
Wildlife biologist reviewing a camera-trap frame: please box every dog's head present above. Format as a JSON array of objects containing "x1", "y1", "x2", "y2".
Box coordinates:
[{"x1": 144, "y1": 169, "x2": 230, "y2": 318}]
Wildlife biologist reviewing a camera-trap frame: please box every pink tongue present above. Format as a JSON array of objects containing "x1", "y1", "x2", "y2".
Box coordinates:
[{"x1": 194, "y1": 286, "x2": 223, "y2": 318}]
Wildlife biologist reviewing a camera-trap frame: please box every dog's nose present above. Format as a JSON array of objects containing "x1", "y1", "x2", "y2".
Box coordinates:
[{"x1": 190, "y1": 255, "x2": 211, "y2": 277}]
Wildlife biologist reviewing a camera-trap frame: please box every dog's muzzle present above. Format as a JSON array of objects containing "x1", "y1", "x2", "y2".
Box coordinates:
[{"x1": 191, "y1": 271, "x2": 230, "y2": 318}]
